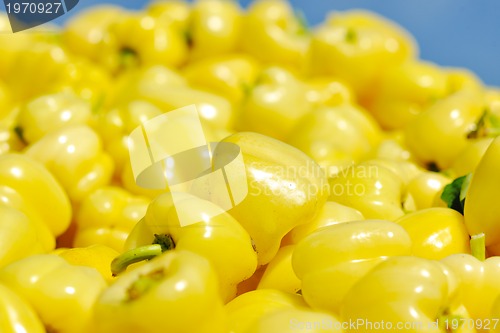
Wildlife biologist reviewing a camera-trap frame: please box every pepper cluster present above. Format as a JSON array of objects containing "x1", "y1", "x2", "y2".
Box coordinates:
[{"x1": 1, "y1": 1, "x2": 500, "y2": 332}]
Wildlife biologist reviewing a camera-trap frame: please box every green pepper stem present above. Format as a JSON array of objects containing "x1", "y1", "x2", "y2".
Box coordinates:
[
  {"x1": 471, "y1": 233, "x2": 486, "y2": 261},
  {"x1": 111, "y1": 244, "x2": 163, "y2": 276}
]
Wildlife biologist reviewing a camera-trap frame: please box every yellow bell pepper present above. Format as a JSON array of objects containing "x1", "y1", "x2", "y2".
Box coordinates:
[
  {"x1": 15, "y1": 90, "x2": 92, "y2": 144},
  {"x1": 57, "y1": 244, "x2": 120, "y2": 285},
  {"x1": 366, "y1": 59, "x2": 449, "y2": 130},
  {"x1": 285, "y1": 200, "x2": 364, "y2": 245},
  {"x1": 450, "y1": 138, "x2": 494, "y2": 177},
  {"x1": 0, "y1": 254, "x2": 107, "y2": 333},
  {"x1": 304, "y1": 76, "x2": 355, "y2": 108},
  {"x1": 188, "y1": 0, "x2": 242, "y2": 62},
  {"x1": 307, "y1": 10, "x2": 416, "y2": 100},
  {"x1": 287, "y1": 104, "x2": 382, "y2": 170},
  {"x1": 24, "y1": 125, "x2": 114, "y2": 203},
  {"x1": 395, "y1": 207, "x2": 470, "y2": 260},
  {"x1": 182, "y1": 53, "x2": 261, "y2": 105},
  {"x1": 74, "y1": 186, "x2": 150, "y2": 252},
  {"x1": 226, "y1": 289, "x2": 308, "y2": 333},
  {"x1": 123, "y1": 192, "x2": 257, "y2": 301},
  {"x1": 95, "y1": 250, "x2": 228, "y2": 333},
  {"x1": 247, "y1": 307, "x2": 343, "y2": 333},
  {"x1": 257, "y1": 245, "x2": 301, "y2": 294},
  {"x1": 405, "y1": 91, "x2": 485, "y2": 170},
  {"x1": 239, "y1": 0, "x2": 309, "y2": 71},
  {"x1": 238, "y1": 66, "x2": 312, "y2": 140},
  {"x1": 292, "y1": 219, "x2": 411, "y2": 314},
  {"x1": 0, "y1": 282, "x2": 45, "y2": 333},
  {"x1": 0, "y1": 153, "x2": 72, "y2": 248},
  {"x1": 463, "y1": 136, "x2": 500, "y2": 251},
  {"x1": 0, "y1": 205, "x2": 45, "y2": 267},
  {"x1": 111, "y1": 12, "x2": 188, "y2": 71},
  {"x1": 146, "y1": 0, "x2": 190, "y2": 33},
  {"x1": 63, "y1": 5, "x2": 124, "y2": 70},
  {"x1": 442, "y1": 253, "x2": 500, "y2": 330},
  {"x1": 328, "y1": 162, "x2": 411, "y2": 221},
  {"x1": 198, "y1": 131, "x2": 329, "y2": 265},
  {"x1": 341, "y1": 256, "x2": 475, "y2": 333},
  {"x1": 406, "y1": 170, "x2": 452, "y2": 210}
]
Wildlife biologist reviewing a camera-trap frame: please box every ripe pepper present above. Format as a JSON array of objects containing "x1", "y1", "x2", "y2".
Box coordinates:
[
  {"x1": 405, "y1": 91, "x2": 485, "y2": 170},
  {"x1": 196, "y1": 131, "x2": 329, "y2": 265},
  {"x1": 94, "y1": 100, "x2": 164, "y2": 178},
  {"x1": 0, "y1": 205, "x2": 45, "y2": 267},
  {"x1": 123, "y1": 192, "x2": 257, "y2": 301},
  {"x1": 57, "y1": 244, "x2": 120, "y2": 284},
  {"x1": 238, "y1": 66, "x2": 313, "y2": 140},
  {"x1": 62, "y1": 5, "x2": 124, "y2": 70},
  {"x1": 74, "y1": 186, "x2": 150, "y2": 252},
  {"x1": 24, "y1": 125, "x2": 114, "y2": 203},
  {"x1": 0, "y1": 282, "x2": 45, "y2": 333},
  {"x1": 182, "y1": 53, "x2": 261, "y2": 105},
  {"x1": 328, "y1": 161, "x2": 412, "y2": 221},
  {"x1": 365, "y1": 59, "x2": 449, "y2": 130},
  {"x1": 225, "y1": 289, "x2": 308, "y2": 333},
  {"x1": 0, "y1": 153, "x2": 72, "y2": 249},
  {"x1": 287, "y1": 104, "x2": 382, "y2": 170},
  {"x1": 111, "y1": 12, "x2": 188, "y2": 71},
  {"x1": 94, "y1": 250, "x2": 228, "y2": 333},
  {"x1": 463, "y1": 136, "x2": 500, "y2": 253},
  {"x1": 406, "y1": 170, "x2": 452, "y2": 210},
  {"x1": 188, "y1": 0, "x2": 242, "y2": 62},
  {"x1": 246, "y1": 307, "x2": 343, "y2": 333},
  {"x1": 257, "y1": 245, "x2": 301, "y2": 294},
  {"x1": 341, "y1": 256, "x2": 475, "y2": 333},
  {"x1": 304, "y1": 76, "x2": 355, "y2": 108},
  {"x1": 450, "y1": 137, "x2": 494, "y2": 177},
  {"x1": 441, "y1": 254, "x2": 500, "y2": 331},
  {"x1": 146, "y1": 0, "x2": 190, "y2": 33},
  {"x1": 239, "y1": 0, "x2": 309, "y2": 71},
  {"x1": 395, "y1": 207, "x2": 470, "y2": 260},
  {"x1": 15, "y1": 90, "x2": 92, "y2": 144},
  {"x1": 292, "y1": 219, "x2": 412, "y2": 314},
  {"x1": 307, "y1": 10, "x2": 416, "y2": 100},
  {"x1": 285, "y1": 200, "x2": 364, "y2": 245},
  {"x1": 0, "y1": 254, "x2": 107, "y2": 333}
]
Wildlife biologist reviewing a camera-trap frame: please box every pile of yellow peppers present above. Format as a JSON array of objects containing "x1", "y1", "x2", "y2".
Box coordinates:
[{"x1": 1, "y1": 1, "x2": 500, "y2": 332}]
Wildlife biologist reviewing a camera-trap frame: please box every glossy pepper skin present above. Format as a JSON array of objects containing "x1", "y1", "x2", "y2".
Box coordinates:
[
  {"x1": 74, "y1": 186, "x2": 150, "y2": 252},
  {"x1": 441, "y1": 254, "x2": 500, "y2": 331},
  {"x1": 328, "y1": 162, "x2": 411, "y2": 221},
  {"x1": 405, "y1": 91, "x2": 485, "y2": 170},
  {"x1": 196, "y1": 131, "x2": 329, "y2": 265},
  {"x1": 463, "y1": 136, "x2": 500, "y2": 248},
  {"x1": 24, "y1": 125, "x2": 114, "y2": 203},
  {"x1": 395, "y1": 207, "x2": 470, "y2": 260},
  {"x1": 365, "y1": 60, "x2": 448, "y2": 130},
  {"x1": 0, "y1": 153, "x2": 72, "y2": 249},
  {"x1": 0, "y1": 254, "x2": 107, "y2": 333},
  {"x1": 182, "y1": 54, "x2": 261, "y2": 105},
  {"x1": 94, "y1": 250, "x2": 228, "y2": 333},
  {"x1": 292, "y1": 219, "x2": 412, "y2": 314},
  {"x1": 225, "y1": 289, "x2": 309, "y2": 333},
  {"x1": 340, "y1": 256, "x2": 475, "y2": 333},
  {"x1": 239, "y1": 0, "x2": 309, "y2": 71},
  {"x1": 188, "y1": 0, "x2": 242, "y2": 62},
  {"x1": 57, "y1": 244, "x2": 120, "y2": 284},
  {"x1": 0, "y1": 282, "x2": 45, "y2": 333},
  {"x1": 287, "y1": 104, "x2": 382, "y2": 170},
  {"x1": 0, "y1": 205, "x2": 45, "y2": 267},
  {"x1": 256, "y1": 245, "x2": 301, "y2": 294},
  {"x1": 111, "y1": 12, "x2": 188, "y2": 71},
  {"x1": 16, "y1": 90, "x2": 92, "y2": 144},
  {"x1": 307, "y1": 10, "x2": 416, "y2": 100},
  {"x1": 125, "y1": 192, "x2": 257, "y2": 302},
  {"x1": 238, "y1": 66, "x2": 312, "y2": 141}
]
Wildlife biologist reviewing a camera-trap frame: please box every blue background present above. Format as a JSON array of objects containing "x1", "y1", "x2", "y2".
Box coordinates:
[{"x1": 2, "y1": 0, "x2": 500, "y2": 87}]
